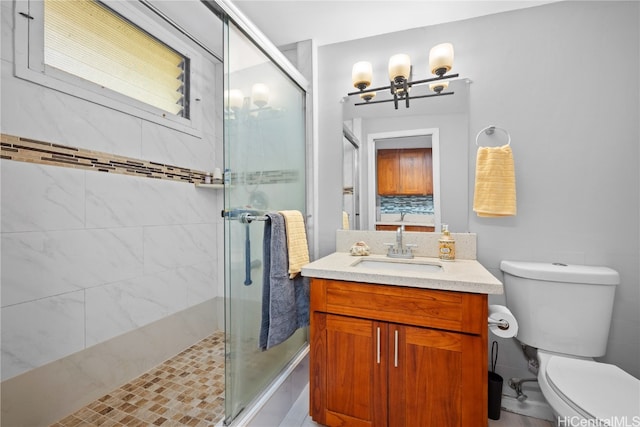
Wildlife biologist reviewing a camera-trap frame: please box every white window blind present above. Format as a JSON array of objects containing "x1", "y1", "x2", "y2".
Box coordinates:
[{"x1": 43, "y1": 0, "x2": 189, "y2": 118}]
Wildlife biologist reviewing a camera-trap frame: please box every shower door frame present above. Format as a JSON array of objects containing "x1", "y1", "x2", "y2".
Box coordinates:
[
  {"x1": 208, "y1": 0, "x2": 313, "y2": 251},
  {"x1": 208, "y1": 0, "x2": 314, "y2": 425}
]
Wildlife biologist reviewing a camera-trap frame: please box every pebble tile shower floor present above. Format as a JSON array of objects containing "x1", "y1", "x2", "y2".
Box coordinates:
[{"x1": 51, "y1": 332, "x2": 226, "y2": 427}]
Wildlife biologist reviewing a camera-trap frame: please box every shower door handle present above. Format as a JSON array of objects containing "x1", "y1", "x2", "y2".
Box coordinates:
[{"x1": 244, "y1": 224, "x2": 252, "y2": 285}]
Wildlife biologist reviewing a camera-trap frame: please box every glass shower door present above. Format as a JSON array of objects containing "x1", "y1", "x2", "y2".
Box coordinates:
[{"x1": 223, "y1": 20, "x2": 307, "y2": 424}]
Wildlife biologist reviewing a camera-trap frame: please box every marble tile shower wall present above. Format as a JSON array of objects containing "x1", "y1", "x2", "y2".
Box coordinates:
[
  {"x1": 0, "y1": 0, "x2": 223, "y2": 381},
  {"x1": 1, "y1": 161, "x2": 220, "y2": 381}
]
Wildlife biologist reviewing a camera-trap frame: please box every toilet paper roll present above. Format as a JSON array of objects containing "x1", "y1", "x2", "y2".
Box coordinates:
[{"x1": 488, "y1": 305, "x2": 518, "y2": 338}]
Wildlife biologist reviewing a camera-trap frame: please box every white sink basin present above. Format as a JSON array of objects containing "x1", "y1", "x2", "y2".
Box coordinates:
[{"x1": 352, "y1": 258, "x2": 442, "y2": 273}]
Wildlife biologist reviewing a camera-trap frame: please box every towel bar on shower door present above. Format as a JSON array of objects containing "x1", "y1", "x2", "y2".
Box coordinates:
[
  {"x1": 221, "y1": 210, "x2": 268, "y2": 223},
  {"x1": 238, "y1": 213, "x2": 268, "y2": 223},
  {"x1": 222, "y1": 209, "x2": 269, "y2": 286}
]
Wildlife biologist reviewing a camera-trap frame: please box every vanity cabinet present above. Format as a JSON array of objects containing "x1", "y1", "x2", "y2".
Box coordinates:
[
  {"x1": 377, "y1": 148, "x2": 433, "y2": 196},
  {"x1": 310, "y1": 278, "x2": 487, "y2": 427}
]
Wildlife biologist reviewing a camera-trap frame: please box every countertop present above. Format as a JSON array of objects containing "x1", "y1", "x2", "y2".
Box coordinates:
[
  {"x1": 377, "y1": 213, "x2": 434, "y2": 228},
  {"x1": 301, "y1": 252, "x2": 503, "y2": 295},
  {"x1": 375, "y1": 221, "x2": 435, "y2": 227}
]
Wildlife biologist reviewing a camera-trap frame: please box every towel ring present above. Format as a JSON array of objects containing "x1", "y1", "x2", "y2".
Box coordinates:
[{"x1": 475, "y1": 125, "x2": 511, "y2": 146}]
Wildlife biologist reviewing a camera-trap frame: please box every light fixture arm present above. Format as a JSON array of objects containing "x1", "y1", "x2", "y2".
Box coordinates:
[
  {"x1": 347, "y1": 72, "x2": 459, "y2": 97},
  {"x1": 354, "y1": 90, "x2": 454, "y2": 107},
  {"x1": 390, "y1": 74, "x2": 411, "y2": 109}
]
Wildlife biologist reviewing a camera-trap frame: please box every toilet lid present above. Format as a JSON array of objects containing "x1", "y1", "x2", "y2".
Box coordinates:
[{"x1": 546, "y1": 356, "x2": 640, "y2": 421}]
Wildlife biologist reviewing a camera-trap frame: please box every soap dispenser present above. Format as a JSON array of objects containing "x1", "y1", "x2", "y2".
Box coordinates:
[{"x1": 438, "y1": 224, "x2": 456, "y2": 261}]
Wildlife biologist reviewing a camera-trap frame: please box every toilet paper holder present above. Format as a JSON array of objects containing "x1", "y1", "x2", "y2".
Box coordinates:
[{"x1": 488, "y1": 318, "x2": 510, "y2": 330}]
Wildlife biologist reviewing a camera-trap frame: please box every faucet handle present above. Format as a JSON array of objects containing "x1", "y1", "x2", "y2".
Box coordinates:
[{"x1": 403, "y1": 243, "x2": 417, "y2": 257}]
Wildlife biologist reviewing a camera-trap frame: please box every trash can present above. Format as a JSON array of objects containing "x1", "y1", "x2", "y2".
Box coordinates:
[
  {"x1": 488, "y1": 370, "x2": 503, "y2": 420},
  {"x1": 488, "y1": 341, "x2": 503, "y2": 420}
]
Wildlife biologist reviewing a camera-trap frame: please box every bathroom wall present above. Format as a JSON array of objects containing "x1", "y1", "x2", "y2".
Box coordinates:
[
  {"x1": 463, "y1": 0, "x2": 639, "y2": 397},
  {"x1": 1, "y1": 1, "x2": 224, "y2": 422},
  {"x1": 317, "y1": 0, "x2": 640, "y2": 415}
]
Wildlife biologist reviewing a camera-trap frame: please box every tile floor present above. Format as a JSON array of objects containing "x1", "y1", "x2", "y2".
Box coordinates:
[
  {"x1": 51, "y1": 330, "x2": 554, "y2": 427},
  {"x1": 294, "y1": 403, "x2": 554, "y2": 427},
  {"x1": 296, "y1": 411, "x2": 553, "y2": 427},
  {"x1": 487, "y1": 411, "x2": 555, "y2": 427},
  {"x1": 51, "y1": 332, "x2": 226, "y2": 427}
]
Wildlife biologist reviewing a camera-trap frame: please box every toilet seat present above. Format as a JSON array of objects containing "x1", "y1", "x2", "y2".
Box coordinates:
[{"x1": 545, "y1": 355, "x2": 640, "y2": 422}]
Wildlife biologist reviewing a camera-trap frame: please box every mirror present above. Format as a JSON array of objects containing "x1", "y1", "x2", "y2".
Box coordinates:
[
  {"x1": 342, "y1": 125, "x2": 360, "y2": 230},
  {"x1": 342, "y1": 79, "x2": 470, "y2": 232}
]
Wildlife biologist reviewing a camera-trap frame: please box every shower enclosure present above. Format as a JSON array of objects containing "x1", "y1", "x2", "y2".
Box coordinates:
[{"x1": 218, "y1": 4, "x2": 310, "y2": 424}]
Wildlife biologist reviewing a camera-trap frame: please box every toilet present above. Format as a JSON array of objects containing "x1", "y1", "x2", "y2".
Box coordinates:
[{"x1": 500, "y1": 260, "x2": 640, "y2": 424}]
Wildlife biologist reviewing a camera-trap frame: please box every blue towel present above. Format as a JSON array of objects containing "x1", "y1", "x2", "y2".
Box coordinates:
[{"x1": 259, "y1": 213, "x2": 310, "y2": 350}]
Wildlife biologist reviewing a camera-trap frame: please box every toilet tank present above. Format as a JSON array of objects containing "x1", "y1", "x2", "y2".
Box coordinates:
[{"x1": 500, "y1": 260, "x2": 620, "y2": 358}]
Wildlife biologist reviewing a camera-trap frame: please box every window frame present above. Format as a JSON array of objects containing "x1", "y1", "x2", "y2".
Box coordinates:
[{"x1": 14, "y1": 0, "x2": 203, "y2": 137}]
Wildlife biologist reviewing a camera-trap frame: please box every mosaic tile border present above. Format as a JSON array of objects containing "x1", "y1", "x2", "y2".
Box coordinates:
[
  {"x1": 0, "y1": 134, "x2": 299, "y2": 186},
  {"x1": 1, "y1": 133, "x2": 208, "y2": 184},
  {"x1": 241, "y1": 169, "x2": 299, "y2": 185}
]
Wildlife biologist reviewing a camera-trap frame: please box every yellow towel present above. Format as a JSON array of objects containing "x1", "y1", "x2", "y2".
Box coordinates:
[
  {"x1": 279, "y1": 210, "x2": 310, "y2": 278},
  {"x1": 473, "y1": 144, "x2": 517, "y2": 217},
  {"x1": 342, "y1": 211, "x2": 350, "y2": 230}
]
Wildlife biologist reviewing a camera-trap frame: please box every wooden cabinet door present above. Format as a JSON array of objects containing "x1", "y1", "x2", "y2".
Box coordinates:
[
  {"x1": 377, "y1": 150, "x2": 399, "y2": 195},
  {"x1": 423, "y1": 148, "x2": 433, "y2": 195},
  {"x1": 377, "y1": 148, "x2": 433, "y2": 195},
  {"x1": 388, "y1": 325, "x2": 486, "y2": 427},
  {"x1": 403, "y1": 225, "x2": 435, "y2": 232},
  {"x1": 310, "y1": 279, "x2": 488, "y2": 427},
  {"x1": 375, "y1": 224, "x2": 400, "y2": 231},
  {"x1": 311, "y1": 313, "x2": 388, "y2": 427},
  {"x1": 398, "y1": 148, "x2": 428, "y2": 195}
]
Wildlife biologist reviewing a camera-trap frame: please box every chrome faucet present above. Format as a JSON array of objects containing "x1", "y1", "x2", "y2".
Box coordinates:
[
  {"x1": 396, "y1": 225, "x2": 404, "y2": 247},
  {"x1": 384, "y1": 225, "x2": 417, "y2": 259},
  {"x1": 400, "y1": 211, "x2": 407, "y2": 221}
]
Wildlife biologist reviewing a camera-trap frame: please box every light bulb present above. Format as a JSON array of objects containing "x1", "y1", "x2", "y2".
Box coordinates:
[
  {"x1": 388, "y1": 54, "x2": 411, "y2": 83},
  {"x1": 251, "y1": 83, "x2": 269, "y2": 108},
  {"x1": 429, "y1": 81, "x2": 449, "y2": 93},
  {"x1": 429, "y1": 43, "x2": 454, "y2": 76},
  {"x1": 352, "y1": 61, "x2": 372, "y2": 90},
  {"x1": 228, "y1": 89, "x2": 244, "y2": 110},
  {"x1": 359, "y1": 91, "x2": 376, "y2": 102}
]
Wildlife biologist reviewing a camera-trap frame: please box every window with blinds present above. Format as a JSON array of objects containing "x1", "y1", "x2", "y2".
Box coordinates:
[{"x1": 43, "y1": 0, "x2": 189, "y2": 118}]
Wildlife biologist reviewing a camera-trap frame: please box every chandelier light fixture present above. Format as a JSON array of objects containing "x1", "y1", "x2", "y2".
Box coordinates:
[
  {"x1": 348, "y1": 42, "x2": 458, "y2": 109},
  {"x1": 226, "y1": 83, "x2": 272, "y2": 120},
  {"x1": 228, "y1": 83, "x2": 270, "y2": 111}
]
